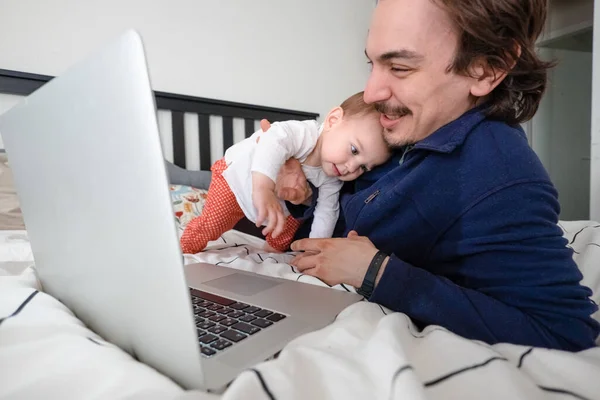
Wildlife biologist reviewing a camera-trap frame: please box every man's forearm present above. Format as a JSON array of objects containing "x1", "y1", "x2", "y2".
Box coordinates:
[{"x1": 369, "y1": 255, "x2": 598, "y2": 351}]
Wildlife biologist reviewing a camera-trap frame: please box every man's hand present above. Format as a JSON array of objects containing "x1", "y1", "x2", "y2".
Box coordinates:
[
  {"x1": 252, "y1": 172, "x2": 286, "y2": 238},
  {"x1": 290, "y1": 231, "x2": 388, "y2": 289},
  {"x1": 276, "y1": 159, "x2": 313, "y2": 205},
  {"x1": 259, "y1": 119, "x2": 312, "y2": 206}
]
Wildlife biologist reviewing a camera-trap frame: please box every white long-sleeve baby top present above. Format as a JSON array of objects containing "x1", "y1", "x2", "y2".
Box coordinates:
[{"x1": 221, "y1": 120, "x2": 343, "y2": 238}]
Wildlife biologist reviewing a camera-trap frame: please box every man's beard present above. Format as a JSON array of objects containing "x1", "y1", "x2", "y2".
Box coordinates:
[
  {"x1": 383, "y1": 129, "x2": 415, "y2": 149},
  {"x1": 374, "y1": 102, "x2": 413, "y2": 149}
]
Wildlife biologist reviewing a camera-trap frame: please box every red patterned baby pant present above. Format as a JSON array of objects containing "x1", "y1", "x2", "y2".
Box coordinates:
[{"x1": 179, "y1": 158, "x2": 301, "y2": 254}]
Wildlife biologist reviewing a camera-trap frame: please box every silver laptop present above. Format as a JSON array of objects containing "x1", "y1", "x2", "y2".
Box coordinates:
[{"x1": 0, "y1": 30, "x2": 361, "y2": 391}]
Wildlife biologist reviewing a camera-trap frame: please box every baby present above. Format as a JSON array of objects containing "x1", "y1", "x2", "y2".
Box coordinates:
[{"x1": 180, "y1": 91, "x2": 390, "y2": 253}]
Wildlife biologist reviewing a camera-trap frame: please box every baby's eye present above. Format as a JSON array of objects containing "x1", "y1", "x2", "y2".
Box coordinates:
[{"x1": 351, "y1": 145, "x2": 358, "y2": 155}]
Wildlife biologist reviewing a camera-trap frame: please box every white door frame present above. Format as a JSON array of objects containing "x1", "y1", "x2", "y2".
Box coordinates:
[{"x1": 590, "y1": 0, "x2": 600, "y2": 221}]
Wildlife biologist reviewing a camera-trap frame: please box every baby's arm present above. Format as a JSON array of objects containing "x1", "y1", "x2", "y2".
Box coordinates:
[
  {"x1": 251, "y1": 121, "x2": 319, "y2": 237},
  {"x1": 308, "y1": 179, "x2": 344, "y2": 238},
  {"x1": 251, "y1": 121, "x2": 319, "y2": 183},
  {"x1": 252, "y1": 171, "x2": 286, "y2": 238}
]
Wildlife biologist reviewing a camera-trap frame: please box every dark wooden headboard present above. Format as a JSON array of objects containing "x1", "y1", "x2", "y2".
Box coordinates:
[{"x1": 0, "y1": 68, "x2": 319, "y2": 171}]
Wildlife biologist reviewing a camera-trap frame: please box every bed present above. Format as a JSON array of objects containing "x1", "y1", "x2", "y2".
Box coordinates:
[
  {"x1": 1, "y1": 69, "x2": 600, "y2": 400},
  {"x1": 0, "y1": 68, "x2": 319, "y2": 238}
]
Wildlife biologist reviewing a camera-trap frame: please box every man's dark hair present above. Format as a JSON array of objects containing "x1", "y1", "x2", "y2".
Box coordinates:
[{"x1": 435, "y1": 0, "x2": 553, "y2": 124}]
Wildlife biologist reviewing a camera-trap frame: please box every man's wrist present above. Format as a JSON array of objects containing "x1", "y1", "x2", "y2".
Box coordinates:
[
  {"x1": 375, "y1": 256, "x2": 389, "y2": 287},
  {"x1": 356, "y1": 251, "x2": 388, "y2": 298},
  {"x1": 301, "y1": 192, "x2": 313, "y2": 206}
]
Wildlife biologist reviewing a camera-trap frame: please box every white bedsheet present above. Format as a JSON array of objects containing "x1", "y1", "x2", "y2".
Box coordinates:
[{"x1": 1, "y1": 222, "x2": 599, "y2": 400}]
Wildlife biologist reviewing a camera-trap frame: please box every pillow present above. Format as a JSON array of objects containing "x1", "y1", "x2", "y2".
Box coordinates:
[
  {"x1": 165, "y1": 161, "x2": 212, "y2": 190},
  {"x1": 169, "y1": 184, "x2": 207, "y2": 234},
  {"x1": 0, "y1": 154, "x2": 25, "y2": 230}
]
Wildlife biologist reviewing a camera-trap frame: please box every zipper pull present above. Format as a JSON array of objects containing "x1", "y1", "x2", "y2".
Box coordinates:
[
  {"x1": 399, "y1": 144, "x2": 414, "y2": 165},
  {"x1": 364, "y1": 190, "x2": 380, "y2": 204}
]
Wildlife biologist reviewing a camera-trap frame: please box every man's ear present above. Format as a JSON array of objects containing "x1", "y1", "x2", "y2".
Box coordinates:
[
  {"x1": 469, "y1": 61, "x2": 508, "y2": 97},
  {"x1": 324, "y1": 107, "x2": 344, "y2": 130},
  {"x1": 469, "y1": 45, "x2": 521, "y2": 98}
]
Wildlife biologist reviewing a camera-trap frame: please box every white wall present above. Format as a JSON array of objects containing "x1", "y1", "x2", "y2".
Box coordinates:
[
  {"x1": 531, "y1": 47, "x2": 593, "y2": 220},
  {"x1": 592, "y1": 0, "x2": 600, "y2": 221},
  {"x1": 0, "y1": 0, "x2": 374, "y2": 120},
  {"x1": 530, "y1": 50, "x2": 554, "y2": 169}
]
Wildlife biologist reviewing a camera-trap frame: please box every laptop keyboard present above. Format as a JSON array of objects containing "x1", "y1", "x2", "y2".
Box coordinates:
[{"x1": 189, "y1": 288, "x2": 287, "y2": 357}]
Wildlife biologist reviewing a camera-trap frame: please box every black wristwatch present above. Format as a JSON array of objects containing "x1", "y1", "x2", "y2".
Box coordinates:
[{"x1": 356, "y1": 250, "x2": 388, "y2": 298}]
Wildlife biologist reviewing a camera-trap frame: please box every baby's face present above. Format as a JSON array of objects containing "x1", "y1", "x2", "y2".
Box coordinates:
[{"x1": 320, "y1": 113, "x2": 390, "y2": 181}]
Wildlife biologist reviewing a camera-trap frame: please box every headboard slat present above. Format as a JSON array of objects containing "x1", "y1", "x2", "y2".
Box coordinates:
[
  {"x1": 171, "y1": 111, "x2": 186, "y2": 169},
  {"x1": 222, "y1": 116, "x2": 234, "y2": 151},
  {"x1": 198, "y1": 114, "x2": 212, "y2": 171},
  {"x1": 244, "y1": 118, "x2": 255, "y2": 138}
]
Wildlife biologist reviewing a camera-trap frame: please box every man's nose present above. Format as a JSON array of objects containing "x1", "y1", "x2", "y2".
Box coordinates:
[{"x1": 364, "y1": 67, "x2": 392, "y2": 104}]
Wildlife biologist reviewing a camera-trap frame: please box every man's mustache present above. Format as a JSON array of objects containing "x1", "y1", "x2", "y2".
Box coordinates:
[{"x1": 374, "y1": 102, "x2": 411, "y2": 117}]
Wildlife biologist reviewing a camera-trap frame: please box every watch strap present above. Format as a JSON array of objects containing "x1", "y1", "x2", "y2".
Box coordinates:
[{"x1": 357, "y1": 250, "x2": 387, "y2": 298}]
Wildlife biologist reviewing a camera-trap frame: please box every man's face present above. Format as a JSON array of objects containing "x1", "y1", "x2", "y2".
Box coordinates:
[{"x1": 364, "y1": 0, "x2": 477, "y2": 148}]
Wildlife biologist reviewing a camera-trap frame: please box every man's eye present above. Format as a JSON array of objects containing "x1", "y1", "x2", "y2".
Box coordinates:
[
  {"x1": 391, "y1": 66, "x2": 410, "y2": 72},
  {"x1": 351, "y1": 145, "x2": 359, "y2": 155}
]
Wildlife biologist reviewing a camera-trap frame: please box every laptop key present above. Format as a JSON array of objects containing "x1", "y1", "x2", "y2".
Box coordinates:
[
  {"x1": 194, "y1": 315, "x2": 205, "y2": 323},
  {"x1": 267, "y1": 313, "x2": 286, "y2": 322},
  {"x1": 244, "y1": 306, "x2": 261, "y2": 314},
  {"x1": 209, "y1": 315, "x2": 227, "y2": 322},
  {"x1": 194, "y1": 290, "x2": 236, "y2": 306},
  {"x1": 196, "y1": 329, "x2": 207, "y2": 337},
  {"x1": 220, "y1": 330, "x2": 247, "y2": 343},
  {"x1": 199, "y1": 334, "x2": 218, "y2": 344},
  {"x1": 239, "y1": 314, "x2": 257, "y2": 323},
  {"x1": 198, "y1": 321, "x2": 216, "y2": 330},
  {"x1": 219, "y1": 318, "x2": 237, "y2": 327},
  {"x1": 232, "y1": 322, "x2": 261, "y2": 335},
  {"x1": 229, "y1": 302, "x2": 250, "y2": 310},
  {"x1": 254, "y1": 309, "x2": 273, "y2": 318},
  {"x1": 198, "y1": 310, "x2": 216, "y2": 318},
  {"x1": 251, "y1": 319, "x2": 273, "y2": 328},
  {"x1": 217, "y1": 307, "x2": 235, "y2": 315},
  {"x1": 200, "y1": 346, "x2": 216, "y2": 357},
  {"x1": 210, "y1": 339, "x2": 232, "y2": 350},
  {"x1": 208, "y1": 325, "x2": 228, "y2": 335},
  {"x1": 228, "y1": 310, "x2": 245, "y2": 319},
  {"x1": 207, "y1": 304, "x2": 225, "y2": 312}
]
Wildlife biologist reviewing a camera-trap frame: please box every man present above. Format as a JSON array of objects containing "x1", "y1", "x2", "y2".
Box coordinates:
[{"x1": 269, "y1": 0, "x2": 600, "y2": 351}]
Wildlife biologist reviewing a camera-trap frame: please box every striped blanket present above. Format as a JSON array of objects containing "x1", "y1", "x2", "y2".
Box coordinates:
[{"x1": 0, "y1": 221, "x2": 599, "y2": 399}]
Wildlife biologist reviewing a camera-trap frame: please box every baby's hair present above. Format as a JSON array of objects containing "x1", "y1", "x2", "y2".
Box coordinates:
[
  {"x1": 339, "y1": 91, "x2": 392, "y2": 153},
  {"x1": 339, "y1": 91, "x2": 377, "y2": 119}
]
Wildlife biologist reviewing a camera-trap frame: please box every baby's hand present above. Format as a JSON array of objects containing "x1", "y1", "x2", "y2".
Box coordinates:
[
  {"x1": 253, "y1": 188, "x2": 286, "y2": 238},
  {"x1": 252, "y1": 172, "x2": 286, "y2": 238}
]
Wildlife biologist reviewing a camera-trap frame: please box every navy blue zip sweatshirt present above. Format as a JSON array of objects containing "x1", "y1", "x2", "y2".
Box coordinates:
[{"x1": 294, "y1": 107, "x2": 599, "y2": 351}]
